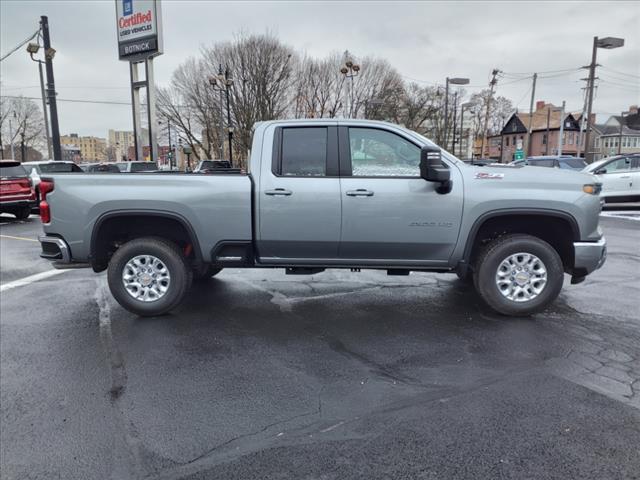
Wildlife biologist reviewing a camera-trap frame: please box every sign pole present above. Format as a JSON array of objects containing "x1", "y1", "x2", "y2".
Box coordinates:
[
  {"x1": 116, "y1": 0, "x2": 163, "y2": 162},
  {"x1": 145, "y1": 57, "x2": 158, "y2": 163},
  {"x1": 130, "y1": 62, "x2": 143, "y2": 161}
]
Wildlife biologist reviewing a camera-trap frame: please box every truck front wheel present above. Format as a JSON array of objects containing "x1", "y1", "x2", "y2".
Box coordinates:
[
  {"x1": 473, "y1": 234, "x2": 564, "y2": 316},
  {"x1": 107, "y1": 237, "x2": 192, "y2": 317}
]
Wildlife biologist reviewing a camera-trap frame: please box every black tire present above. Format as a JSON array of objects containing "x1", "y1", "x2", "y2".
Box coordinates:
[
  {"x1": 193, "y1": 265, "x2": 223, "y2": 282},
  {"x1": 15, "y1": 207, "x2": 31, "y2": 220},
  {"x1": 473, "y1": 234, "x2": 564, "y2": 316},
  {"x1": 107, "y1": 237, "x2": 192, "y2": 317}
]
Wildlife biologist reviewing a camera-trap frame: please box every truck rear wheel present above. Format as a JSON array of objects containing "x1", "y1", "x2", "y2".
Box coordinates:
[
  {"x1": 473, "y1": 234, "x2": 564, "y2": 316},
  {"x1": 107, "y1": 237, "x2": 192, "y2": 317}
]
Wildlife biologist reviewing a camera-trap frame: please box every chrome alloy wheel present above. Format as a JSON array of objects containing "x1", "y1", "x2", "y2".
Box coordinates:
[
  {"x1": 122, "y1": 255, "x2": 171, "y2": 302},
  {"x1": 495, "y1": 252, "x2": 548, "y2": 302}
]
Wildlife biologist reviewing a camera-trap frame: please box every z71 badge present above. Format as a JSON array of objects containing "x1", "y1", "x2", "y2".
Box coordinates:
[{"x1": 474, "y1": 172, "x2": 504, "y2": 179}]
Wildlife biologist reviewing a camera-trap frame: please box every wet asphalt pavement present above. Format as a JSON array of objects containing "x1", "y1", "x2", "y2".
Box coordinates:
[{"x1": 1, "y1": 212, "x2": 639, "y2": 479}]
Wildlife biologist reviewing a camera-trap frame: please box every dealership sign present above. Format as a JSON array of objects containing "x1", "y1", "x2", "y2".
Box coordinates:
[{"x1": 115, "y1": 0, "x2": 163, "y2": 61}]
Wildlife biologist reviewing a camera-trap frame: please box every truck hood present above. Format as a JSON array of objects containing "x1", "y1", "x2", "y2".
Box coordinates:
[{"x1": 462, "y1": 164, "x2": 597, "y2": 187}]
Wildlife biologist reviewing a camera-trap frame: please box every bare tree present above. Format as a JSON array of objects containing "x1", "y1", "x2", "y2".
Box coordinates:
[
  {"x1": 292, "y1": 53, "x2": 345, "y2": 119},
  {"x1": 157, "y1": 56, "x2": 217, "y2": 162},
  {"x1": 202, "y1": 32, "x2": 297, "y2": 165},
  {"x1": 0, "y1": 96, "x2": 44, "y2": 160},
  {"x1": 468, "y1": 89, "x2": 514, "y2": 138}
]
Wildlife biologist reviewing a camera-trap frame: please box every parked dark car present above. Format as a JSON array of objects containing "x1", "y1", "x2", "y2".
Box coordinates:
[
  {"x1": 511, "y1": 156, "x2": 587, "y2": 170},
  {"x1": 463, "y1": 158, "x2": 494, "y2": 167},
  {"x1": 0, "y1": 161, "x2": 36, "y2": 219},
  {"x1": 84, "y1": 163, "x2": 122, "y2": 173},
  {"x1": 194, "y1": 159, "x2": 243, "y2": 174}
]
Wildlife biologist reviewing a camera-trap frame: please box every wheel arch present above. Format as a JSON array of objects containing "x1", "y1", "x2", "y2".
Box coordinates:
[
  {"x1": 460, "y1": 208, "x2": 580, "y2": 274},
  {"x1": 90, "y1": 210, "x2": 203, "y2": 272}
]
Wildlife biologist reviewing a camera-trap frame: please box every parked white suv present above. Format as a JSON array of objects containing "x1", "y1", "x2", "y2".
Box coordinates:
[{"x1": 583, "y1": 154, "x2": 640, "y2": 202}]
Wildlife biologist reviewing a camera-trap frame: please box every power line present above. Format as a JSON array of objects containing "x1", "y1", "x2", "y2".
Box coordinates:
[
  {"x1": 0, "y1": 29, "x2": 39, "y2": 62},
  {"x1": 600, "y1": 66, "x2": 640, "y2": 79}
]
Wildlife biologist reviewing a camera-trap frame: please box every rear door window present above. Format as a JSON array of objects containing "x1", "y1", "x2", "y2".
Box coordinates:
[
  {"x1": 0, "y1": 165, "x2": 27, "y2": 178},
  {"x1": 558, "y1": 158, "x2": 587, "y2": 170},
  {"x1": 38, "y1": 163, "x2": 83, "y2": 173},
  {"x1": 279, "y1": 127, "x2": 327, "y2": 176}
]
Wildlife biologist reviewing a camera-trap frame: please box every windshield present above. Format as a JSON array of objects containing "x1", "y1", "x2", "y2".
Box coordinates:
[
  {"x1": 0, "y1": 165, "x2": 27, "y2": 178},
  {"x1": 38, "y1": 163, "x2": 83, "y2": 173},
  {"x1": 130, "y1": 162, "x2": 158, "y2": 172},
  {"x1": 558, "y1": 158, "x2": 588, "y2": 170}
]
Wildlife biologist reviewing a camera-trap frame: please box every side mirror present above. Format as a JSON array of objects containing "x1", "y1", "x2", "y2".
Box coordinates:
[
  {"x1": 594, "y1": 168, "x2": 607, "y2": 175},
  {"x1": 420, "y1": 145, "x2": 451, "y2": 193}
]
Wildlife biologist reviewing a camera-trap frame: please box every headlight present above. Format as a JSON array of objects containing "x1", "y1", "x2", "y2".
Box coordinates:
[{"x1": 583, "y1": 184, "x2": 602, "y2": 195}]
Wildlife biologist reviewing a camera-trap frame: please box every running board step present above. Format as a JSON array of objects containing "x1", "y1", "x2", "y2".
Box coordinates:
[
  {"x1": 387, "y1": 269, "x2": 410, "y2": 276},
  {"x1": 285, "y1": 267, "x2": 325, "y2": 275}
]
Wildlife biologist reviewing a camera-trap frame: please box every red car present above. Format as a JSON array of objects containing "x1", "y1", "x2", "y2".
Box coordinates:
[{"x1": 0, "y1": 161, "x2": 37, "y2": 220}]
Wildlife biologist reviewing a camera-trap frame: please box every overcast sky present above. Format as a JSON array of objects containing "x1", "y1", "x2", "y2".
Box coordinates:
[{"x1": 1, "y1": 0, "x2": 638, "y2": 139}]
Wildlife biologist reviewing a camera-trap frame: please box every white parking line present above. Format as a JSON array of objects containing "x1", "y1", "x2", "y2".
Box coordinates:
[{"x1": 0, "y1": 269, "x2": 67, "y2": 293}]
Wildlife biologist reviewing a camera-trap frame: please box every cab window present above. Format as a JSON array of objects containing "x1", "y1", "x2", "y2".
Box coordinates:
[
  {"x1": 348, "y1": 128, "x2": 420, "y2": 177},
  {"x1": 279, "y1": 127, "x2": 327, "y2": 176}
]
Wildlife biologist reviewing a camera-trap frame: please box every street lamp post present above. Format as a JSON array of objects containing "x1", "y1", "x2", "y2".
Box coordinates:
[
  {"x1": 208, "y1": 64, "x2": 226, "y2": 161},
  {"x1": 444, "y1": 77, "x2": 470, "y2": 151},
  {"x1": 223, "y1": 67, "x2": 234, "y2": 167},
  {"x1": 26, "y1": 42, "x2": 53, "y2": 159},
  {"x1": 583, "y1": 36, "x2": 624, "y2": 162},
  {"x1": 459, "y1": 102, "x2": 475, "y2": 158},
  {"x1": 340, "y1": 51, "x2": 360, "y2": 119}
]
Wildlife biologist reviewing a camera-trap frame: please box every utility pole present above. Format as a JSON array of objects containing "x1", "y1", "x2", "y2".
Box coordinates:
[
  {"x1": 526, "y1": 73, "x2": 537, "y2": 156},
  {"x1": 557, "y1": 100, "x2": 566, "y2": 156},
  {"x1": 480, "y1": 69, "x2": 500, "y2": 159},
  {"x1": 618, "y1": 111, "x2": 625, "y2": 155},
  {"x1": 40, "y1": 16, "x2": 61, "y2": 160},
  {"x1": 545, "y1": 107, "x2": 551, "y2": 155},
  {"x1": 576, "y1": 81, "x2": 590, "y2": 158},
  {"x1": 583, "y1": 37, "x2": 599, "y2": 164}
]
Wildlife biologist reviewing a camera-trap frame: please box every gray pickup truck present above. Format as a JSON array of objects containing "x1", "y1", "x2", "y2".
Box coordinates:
[{"x1": 38, "y1": 119, "x2": 606, "y2": 317}]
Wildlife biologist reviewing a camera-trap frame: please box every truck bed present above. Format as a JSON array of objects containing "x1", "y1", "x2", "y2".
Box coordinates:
[{"x1": 42, "y1": 173, "x2": 253, "y2": 263}]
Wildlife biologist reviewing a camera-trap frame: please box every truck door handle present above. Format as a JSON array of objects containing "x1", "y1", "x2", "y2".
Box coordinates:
[
  {"x1": 346, "y1": 189, "x2": 374, "y2": 197},
  {"x1": 265, "y1": 188, "x2": 292, "y2": 196}
]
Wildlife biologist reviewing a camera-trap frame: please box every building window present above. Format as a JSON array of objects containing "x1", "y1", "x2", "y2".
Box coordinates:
[
  {"x1": 505, "y1": 137, "x2": 509, "y2": 146},
  {"x1": 542, "y1": 134, "x2": 547, "y2": 145}
]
